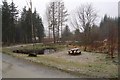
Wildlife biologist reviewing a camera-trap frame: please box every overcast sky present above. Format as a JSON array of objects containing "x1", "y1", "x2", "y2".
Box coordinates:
[{"x1": 0, "y1": 0, "x2": 119, "y2": 32}]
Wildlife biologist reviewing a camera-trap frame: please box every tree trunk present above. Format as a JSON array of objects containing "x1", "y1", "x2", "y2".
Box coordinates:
[{"x1": 52, "y1": 2, "x2": 56, "y2": 44}]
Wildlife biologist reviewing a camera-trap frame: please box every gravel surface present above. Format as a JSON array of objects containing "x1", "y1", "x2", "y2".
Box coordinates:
[{"x1": 2, "y1": 53, "x2": 79, "y2": 78}]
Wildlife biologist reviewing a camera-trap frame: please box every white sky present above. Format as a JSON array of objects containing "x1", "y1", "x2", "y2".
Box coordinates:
[{"x1": 0, "y1": 0, "x2": 119, "y2": 33}]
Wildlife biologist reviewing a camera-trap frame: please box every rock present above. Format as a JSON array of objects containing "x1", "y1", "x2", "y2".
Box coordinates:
[{"x1": 28, "y1": 53, "x2": 37, "y2": 57}]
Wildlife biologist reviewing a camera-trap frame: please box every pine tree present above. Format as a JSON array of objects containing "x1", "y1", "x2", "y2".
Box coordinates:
[
  {"x1": 33, "y1": 9, "x2": 44, "y2": 42},
  {"x1": 20, "y1": 6, "x2": 28, "y2": 43},
  {"x1": 2, "y1": 0, "x2": 11, "y2": 44},
  {"x1": 2, "y1": 0, "x2": 18, "y2": 44},
  {"x1": 74, "y1": 29, "x2": 80, "y2": 41},
  {"x1": 62, "y1": 25, "x2": 72, "y2": 42},
  {"x1": 9, "y1": 0, "x2": 18, "y2": 43},
  {"x1": 36, "y1": 16, "x2": 44, "y2": 42},
  {"x1": 26, "y1": 8, "x2": 32, "y2": 43},
  {"x1": 20, "y1": 7, "x2": 44, "y2": 43}
]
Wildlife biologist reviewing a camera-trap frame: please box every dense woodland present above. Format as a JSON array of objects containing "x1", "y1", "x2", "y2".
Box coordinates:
[
  {"x1": 1, "y1": 0, "x2": 118, "y2": 58},
  {"x1": 2, "y1": 0, "x2": 44, "y2": 44}
]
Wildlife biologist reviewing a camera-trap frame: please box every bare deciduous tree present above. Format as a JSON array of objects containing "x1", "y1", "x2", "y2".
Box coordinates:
[
  {"x1": 70, "y1": 4, "x2": 97, "y2": 51},
  {"x1": 46, "y1": 0, "x2": 68, "y2": 43}
]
